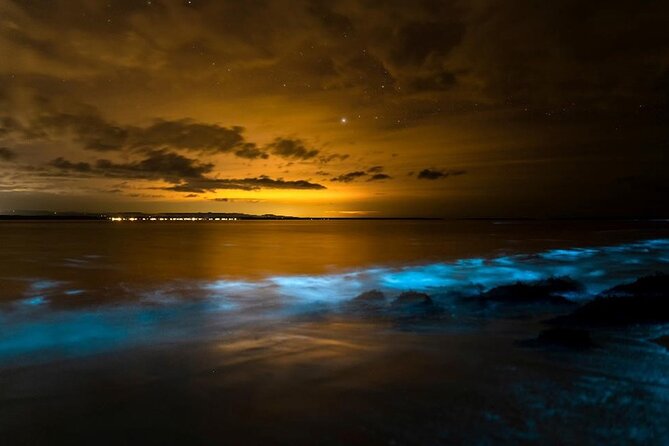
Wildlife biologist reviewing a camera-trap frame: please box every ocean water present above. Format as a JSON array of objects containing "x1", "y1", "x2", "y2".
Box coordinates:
[{"x1": 1, "y1": 220, "x2": 669, "y2": 445}]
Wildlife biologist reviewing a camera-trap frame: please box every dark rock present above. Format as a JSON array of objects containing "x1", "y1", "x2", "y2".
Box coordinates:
[
  {"x1": 479, "y1": 277, "x2": 581, "y2": 305},
  {"x1": 345, "y1": 290, "x2": 388, "y2": 313},
  {"x1": 602, "y1": 273, "x2": 669, "y2": 298},
  {"x1": 652, "y1": 335, "x2": 669, "y2": 350},
  {"x1": 534, "y1": 328, "x2": 594, "y2": 349},
  {"x1": 353, "y1": 290, "x2": 386, "y2": 302},
  {"x1": 551, "y1": 274, "x2": 669, "y2": 326},
  {"x1": 392, "y1": 291, "x2": 433, "y2": 306}
]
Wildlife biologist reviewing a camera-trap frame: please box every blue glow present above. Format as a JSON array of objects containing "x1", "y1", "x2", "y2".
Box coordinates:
[
  {"x1": 456, "y1": 258, "x2": 486, "y2": 267},
  {"x1": 1, "y1": 238, "x2": 668, "y2": 362},
  {"x1": 380, "y1": 264, "x2": 459, "y2": 290},
  {"x1": 30, "y1": 280, "x2": 62, "y2": 291},
  {"x1": 586, "y1": 270, "x2": 606, "y2": 277},
  {"x1": 21, "y1": 296, "x2": 47, "y2": 306},
  {"x1": 492, "y1": 256, "x2": 517, "y2": 266},
  {"x1": 540, "y1": 248, "x2": 598, "y2": 261},
  {"x1": 205, "y1": 280, "x2": 258, "y2": 295},
  {"x1": 270, "y1": 274, "x2": 365, "y2": 302}
]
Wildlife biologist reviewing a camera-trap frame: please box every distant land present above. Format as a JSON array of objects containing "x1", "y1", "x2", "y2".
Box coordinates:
[
  {"x1": 0, "y1": 211, "x2": 667, "y2": 222},
  {"x1": 0, "y1": 211, "x2": 441, "y2": 221}
]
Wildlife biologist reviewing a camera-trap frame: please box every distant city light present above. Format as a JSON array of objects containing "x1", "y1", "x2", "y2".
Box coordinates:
[{"x1": 109, "y1": 216, "x2": 238, "y2": 222}]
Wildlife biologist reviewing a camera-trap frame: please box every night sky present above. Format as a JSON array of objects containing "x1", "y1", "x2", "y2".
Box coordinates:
[{"x1": 0, "y1": 0, "x2": 667, "y2": 217}]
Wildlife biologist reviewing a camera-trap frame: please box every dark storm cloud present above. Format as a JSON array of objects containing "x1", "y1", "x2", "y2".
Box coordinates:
[
  {"x1": 49, "y1": 149, "x2": 326, "y2": 192},
  {"x1": 130, "y1": 119, "x2": 245, "y2": 154},
  {"x1": 267, "y1": 138, "x2": 319, "y2": 160},
  {"x1": 417, "y1": 169, "x2": 466, "y2": 180},
  {"x1": 95, "y1": 150, "x2": 214, "y2": 181},
  {"x1": 31, "y1": 111, "x2": 129, "y2": 151},
  {"x1": 0, "y1": 147, "x2": 17, "y2": 161},
  {"x1": 367, "y1": 173, "x2": 391, "y2": 181},
  {"x1": 234, "y1": 143, "x2": 269, "y2": 160},
  {"x1": 48, "y1": 157, "x2": 92, "y2": 172},
  {"x1": 25, "y1": 110, "x2": 249, "y2": 155},
  {"x1": 49, "y1": 150, "x2": 213, "y2": 182},
  {"x1": 165, "y1": 176, "x2": 326, "y2": 193},
  {"x1": 331, "y1": 171, "x2": 367, "y2": 183}
]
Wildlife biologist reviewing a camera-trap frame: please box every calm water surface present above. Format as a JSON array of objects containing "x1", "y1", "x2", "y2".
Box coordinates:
[{"x1": 1, "y1": 220, "x2": 669, "y2": 445}]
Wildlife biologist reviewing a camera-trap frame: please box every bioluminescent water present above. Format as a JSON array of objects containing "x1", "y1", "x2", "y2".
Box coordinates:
[{"x1": 1, "y1": 220, "x2": 669, "y2": 445}]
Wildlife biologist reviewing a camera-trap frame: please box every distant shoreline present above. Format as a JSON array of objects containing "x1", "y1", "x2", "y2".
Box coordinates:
[
  {"x1": 0, "y1": 214, "x2": 666, "y2": 222},
  {"x1": 0, "y1": 214, "x2": 443, "y2": 221}
]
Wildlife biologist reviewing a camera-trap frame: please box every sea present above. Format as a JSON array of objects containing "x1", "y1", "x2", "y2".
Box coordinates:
[{"x1": 1, "y1": 219, "x2": 669, "y2": 445}]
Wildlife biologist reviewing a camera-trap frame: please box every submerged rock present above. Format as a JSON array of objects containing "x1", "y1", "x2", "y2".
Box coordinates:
[
  {"x1": 551, "y1": 274, "x2": 669, "y2": 326},
  {"x1": 652, "y1": 335, "x2": 669, "y2": 350},
  {"x1": 353, "y1": 290, "x2": 386, "y2": 302},
  {"x1": 346, "y1": 290, "x2": 443, "y2": 320},
  {"x1": 602, "y1": 273, "x2": 669, "y2": 298},
  {"x1": 347, "y1": 290, "x2": 387, "y2": 312},
  {"x1": 479, "y1": 277, "x2": 581, "y2": 305},
  {"x1": 392, "y1": 291, "x2": 433, "y2": 307}
]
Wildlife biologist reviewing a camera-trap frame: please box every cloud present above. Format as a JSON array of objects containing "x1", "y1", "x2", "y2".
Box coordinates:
[
  {"x1": 331, "y1": 171, "x2": 367, "y2": 182},
  {"x1": 0, "y1": 147, "x2": 17, "y2": 161},
  {"x1": 49, "y1": 149, "x2": 327, "y2": 192},
  {"x1": 234, "y1": 143, "x2": 268, "y2": 159},
  {"x1": 367, "y1": 173, "x2": 392, "y2": 181},
  {"x1": 27, "y1": 110, "x2": 249, "y2": 155},
  {"x1": 95, "y1": 150, "x2": 214, "y2": 181},
  {"x1": 389, "y1": 20, "x2": 465, "y2": 68},
  {"x1": 319, "y1": 153, "x2": 350, "y2": 164},
  {"x1": 49, "y1": 150, "x2": 212, "y2": 182},
  {"x1": 267, "y1": 138, "x2": 319, "y2": 160},
  {"x1": 366, "y1": 166, "x2": 384, "y2": 173},
  {"x1": 417, "y1": 169, "x2": 466, "y2": 180},
  {"x1": 2, "y1": 0, "x2": 668, "y2": 217},
  {"x1": 33, "y1": 111, "x2": 129, "y2": 151},
  {"x1": 48, "y1": 157, "x2": 92, "y2": 172},
  {"x1": 166, "y1": 176, "x2": 326, "y2": 193},
  {"x1": 3, "y1": 106, "x2": 350, "y2": 165},
  {"x1": 0, "y1": 117, "x2": 24, "y2": 137},
  {"x1": 4, "y1": 0, "x2": 669, "y2": 110},
  {"x1": 130, "y1": 119, "x2": 245, "y2": 154},
  {"x1": 408, "y1": 71, "x2": 457, "y2": 92}
]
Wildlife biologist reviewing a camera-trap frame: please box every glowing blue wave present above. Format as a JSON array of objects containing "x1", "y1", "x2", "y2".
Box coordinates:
[{"x1": 1, "y1": 238, "x2": 668, "y2": 361}]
